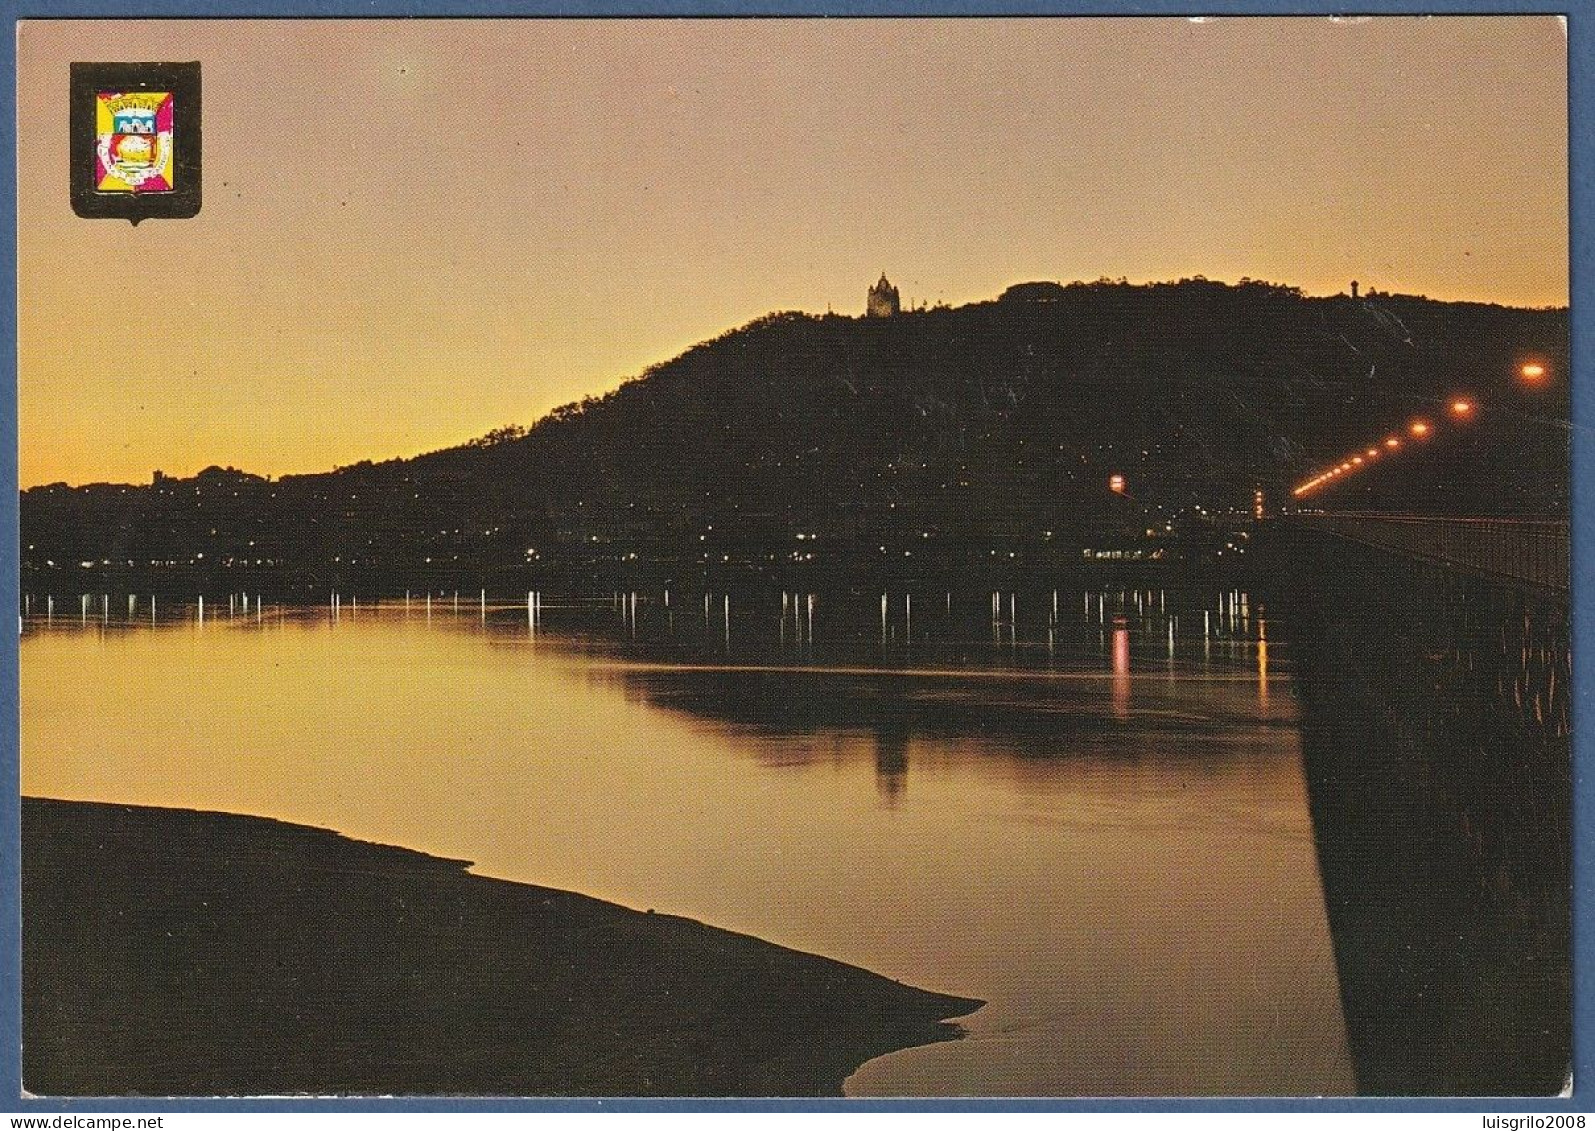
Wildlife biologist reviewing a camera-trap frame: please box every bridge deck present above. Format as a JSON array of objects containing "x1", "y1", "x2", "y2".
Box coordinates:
[{"x1": 1285, "y1": 513, "x2": 1568, "y2": 594}]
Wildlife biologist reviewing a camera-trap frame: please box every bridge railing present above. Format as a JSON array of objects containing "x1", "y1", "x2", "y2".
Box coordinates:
[{"x1": 1288, "y1": 512, "x2": 1569, "y2": 594}]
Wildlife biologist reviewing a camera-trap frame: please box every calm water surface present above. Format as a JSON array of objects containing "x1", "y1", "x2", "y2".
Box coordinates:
[{"x1": 22, "y1": 589, "x2": 1354, "y2": 1096}]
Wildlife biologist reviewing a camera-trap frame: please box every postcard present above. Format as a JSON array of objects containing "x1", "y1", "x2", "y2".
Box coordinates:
[{"x1": 11, "y1": 13, "x2": 1573, "y2": 1102}]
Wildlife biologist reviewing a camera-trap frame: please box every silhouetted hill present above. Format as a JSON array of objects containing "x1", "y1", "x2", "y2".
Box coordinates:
[{"x1": 23, "y1": 278, "x2": 1569, "y2": 594}]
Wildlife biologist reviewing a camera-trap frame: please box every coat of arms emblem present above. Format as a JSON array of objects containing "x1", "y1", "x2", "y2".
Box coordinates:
[
  {"x1": 70, "y1": 61, "x2": 201, "y2": 222},
  {"x1": 95, "y1": 91, "x2": 173, "y2": 192}
]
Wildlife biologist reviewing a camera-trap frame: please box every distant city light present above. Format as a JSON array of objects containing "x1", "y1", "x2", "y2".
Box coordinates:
[
  {"x1": 1385, "y1": 437, "x2": 1401, "y2": 449},
  {"x1": 1366, "y1": 448, "x2": 1379, "y2": 458},
  {"x1": 1521, "y1": 363, "x2": 1547, "y2": 383},
  {"x1": 1450, "y1": 399, "x2": 1475, "y2": 418},
  {"x1": 1409, "y1": 420, "x2": 1431, "y2": 437}
]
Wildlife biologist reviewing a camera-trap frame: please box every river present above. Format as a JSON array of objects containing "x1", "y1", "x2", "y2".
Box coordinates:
[{"x1": 21, "y1": 586, "x2": 1354, "y2": 1095}]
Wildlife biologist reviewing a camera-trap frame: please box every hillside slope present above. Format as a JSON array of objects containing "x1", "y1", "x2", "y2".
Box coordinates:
[{"x1": 23, "y1": 279, "x2": 1569, "y2": 592}]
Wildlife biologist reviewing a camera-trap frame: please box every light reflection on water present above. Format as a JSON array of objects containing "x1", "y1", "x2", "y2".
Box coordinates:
[{"x1": 21, "y1": 589, "x2": 1353, "y2": 1096}]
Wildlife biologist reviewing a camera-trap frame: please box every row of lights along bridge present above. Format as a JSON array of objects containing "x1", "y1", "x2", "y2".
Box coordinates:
[{"x1": 1290, "y1": 362, "x2": 1549, "y2": 501}]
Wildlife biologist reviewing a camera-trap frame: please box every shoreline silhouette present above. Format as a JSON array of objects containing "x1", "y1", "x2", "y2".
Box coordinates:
[{"x1": 21, "y1": 797, "x2": 981, "y2": 1097}]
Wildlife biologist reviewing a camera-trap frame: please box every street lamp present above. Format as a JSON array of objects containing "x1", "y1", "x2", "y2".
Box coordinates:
[
  {"x1": 1449, "y1": 398, "x2": 1475, "y2": 419},
  {"x1": 1409, "y1": 420, "x2": 1431, "y2": 438},
  {"x1": 1520, "y1": 363, "x2": 1548, "y2": 384}
]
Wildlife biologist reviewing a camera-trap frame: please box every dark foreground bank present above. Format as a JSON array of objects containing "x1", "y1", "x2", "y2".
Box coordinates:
[{"x1": 22, "y1": 797, "x2": 981, "y2": 1097}]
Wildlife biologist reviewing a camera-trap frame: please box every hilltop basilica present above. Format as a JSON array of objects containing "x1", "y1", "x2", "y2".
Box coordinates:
[{"x1": 866, "y1": 273, "x2": 901, "y2": 317}]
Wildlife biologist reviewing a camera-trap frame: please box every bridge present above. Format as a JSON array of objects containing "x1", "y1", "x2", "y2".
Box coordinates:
[
  {"x1": 1262, "y1": 505, "x2": 1571, "y2": 1094},
  {"x1": 1279, "y1": 511, "x2": 1569, "y2": 595}
]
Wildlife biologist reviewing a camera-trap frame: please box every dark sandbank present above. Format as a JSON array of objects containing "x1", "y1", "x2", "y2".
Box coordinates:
[{"x1": 22, "y1": 797, "x2": 980, "y2": 1097}]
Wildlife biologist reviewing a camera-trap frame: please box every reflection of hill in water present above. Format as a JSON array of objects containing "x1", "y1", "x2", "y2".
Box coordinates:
[
  {"x1": 589, "y1": 665, "x2": 1291, "y2": 764},
  {"x1": 463, "y1": 585, "x2": 1293, "y2": 774}
]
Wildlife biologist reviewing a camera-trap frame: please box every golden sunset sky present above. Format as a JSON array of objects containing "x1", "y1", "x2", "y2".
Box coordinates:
[{"x1": 18, "y1": 17, "x2": 1567, "y2": 487}]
